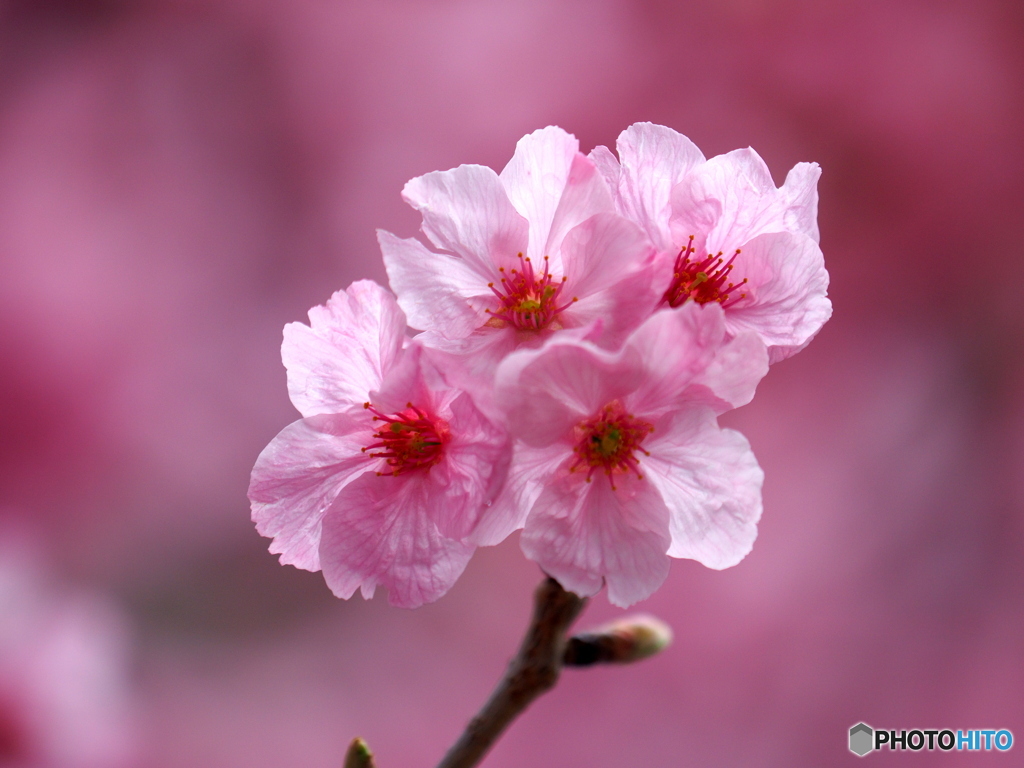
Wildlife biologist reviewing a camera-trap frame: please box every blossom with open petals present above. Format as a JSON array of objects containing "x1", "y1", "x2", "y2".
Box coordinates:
[
  {"x1": 378, "y1": 126, "x2": 658, "y2": 384},
  {"x1": 248, "y1": 281, "x2": 510, "y2": 608},
  {"x1": 488, "y1": 304, "x2": 767, "y2": 607},
  {"x1": 590, "y1": 122, "x2": 831, "y2": 363}
]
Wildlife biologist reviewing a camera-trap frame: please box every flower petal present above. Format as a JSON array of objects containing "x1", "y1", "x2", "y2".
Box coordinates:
[
  {"x1": 521, "y1": 472, "x2": 672, "y2": 607},
  {"x1": 378, "y1": 230, "x2": 490, "y2": 338},
  {"x1": 724, "y1": 231, "x2": 832, "y2": 362},
  {"x1": 544, "y1": 154, "x2": 616, "y2": 260},
  {"x1": 470, "y1": 442, "x2": 568, "y2": 546},
  {"x1": 561, "y1": 212, "x2": 654, "y2": 304},
  {"x1": 368, "y1": 338, "x2": 443, "y2": 415},
  {"x1": 498, "y1": 126, "x2": 579, "y2": 261},
  {"x1": 566, "y1": 263, "x2": 658, "y2": 351},
  {"x1": 249, "y1": 412, "x2": 372, "y2": 571},
  {"x1": 641, "y1": 408, "x2": 763, "y2": 569},
  {"x1": 692, "y1": 329, "x2": 768, "y2": 409},
  {"x1": 587, "y1": 144, "x2": 621, "y2": 195},
  {"x1": 319, "y1": 472, "x2": 475, "y2": 608},
  {"x1": 614, "y1": 122, "x2": 706, "y2": 250},
  {"x1": 282, "y1": 281, "x2": 405, "y2": 417},
  {"x1": 622, "y1": 304, "x2": 724, "y2": 416},
  {"x1": 780, "y1": 162, "x2": 821, "y2": 244},
  {"x1": 402, "y1": 164, "x2": 529, "y2": 276},
  {"x1": 427, "y1": 390, "x2": 511, "y2": 540},
  {"x1": 496, "y1": 337, "x2": 642, "y2": 447},
  {"x1": 669, "y1": 147, "x2": 786, "y2": 256},
  {"x1": 411, "y1": 326, "x2": 521, "y2": 396}
]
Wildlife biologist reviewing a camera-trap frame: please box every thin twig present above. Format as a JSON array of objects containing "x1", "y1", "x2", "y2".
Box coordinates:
[{"x1": 435, "y1": 577, "x2": 587, "y2": 768}]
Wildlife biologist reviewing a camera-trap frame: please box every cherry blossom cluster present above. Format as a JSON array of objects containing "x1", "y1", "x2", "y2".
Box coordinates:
[{"x1": 249, "y1": 123, "x2": 831, "y2": 608}]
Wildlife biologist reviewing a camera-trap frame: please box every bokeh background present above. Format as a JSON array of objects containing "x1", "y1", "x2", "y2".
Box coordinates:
[{"x1": 1, "y1": 0, "x2": 1022, "y2": 766}]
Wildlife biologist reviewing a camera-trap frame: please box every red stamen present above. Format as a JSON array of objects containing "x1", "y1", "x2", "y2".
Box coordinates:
[
  {"x1": 569, "y1": 401, "x2": 654, "y2": 491},
  {"x1": 662, "y1": 236, "x2": 748, "y2": 309},
  {"x1": 362, "y1": 402, "x2": 449, "y2": 476},
  {"x1": 486, "y1": 253, "x2": 577, "y2": 330}
]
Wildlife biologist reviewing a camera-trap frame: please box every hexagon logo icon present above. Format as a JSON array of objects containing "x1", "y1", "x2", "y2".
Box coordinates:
[{"x1": 849, "y1": 723, "x2": 874, "y2": 756}]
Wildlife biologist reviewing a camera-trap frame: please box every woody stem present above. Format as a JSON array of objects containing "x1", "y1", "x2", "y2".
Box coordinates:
[{"x1": 434, "y1": 577, "x2": 588, "y2": 768}]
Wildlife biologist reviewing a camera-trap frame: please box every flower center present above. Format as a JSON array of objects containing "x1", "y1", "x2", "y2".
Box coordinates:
[
  {"x1": 662, "y1": 235, "x2": 748, "y2": 309},
  {"x1": 570, "y1": 401, "x2": 654, "y2": 490},
  {"x1": 486, "y1": 253, "x2": 577, "y2": 331},
  {"x1": 362, "y1": 402, "x2": 449, "y2": 476}
]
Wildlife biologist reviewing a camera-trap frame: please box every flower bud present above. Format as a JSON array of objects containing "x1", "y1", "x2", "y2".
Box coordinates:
[
  {"x1": 563, "y1": 614, "x2": 672, "y2": 667},
  {"x1": 344, "y1": 737, "x2": 376, "y2": 768}
]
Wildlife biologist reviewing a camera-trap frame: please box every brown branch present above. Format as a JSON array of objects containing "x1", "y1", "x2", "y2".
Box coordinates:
[
  {"x1": 434, "y1": 577, "x2": 587, "y2": 768},
  {"x1": 345, "y1": 583, "x2": 671, "y2": 767}
]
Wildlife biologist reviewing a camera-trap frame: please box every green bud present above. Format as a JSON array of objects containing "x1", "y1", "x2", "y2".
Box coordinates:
[{"x1": 344, "y1": 737, "x2": 377, "y2": 768}]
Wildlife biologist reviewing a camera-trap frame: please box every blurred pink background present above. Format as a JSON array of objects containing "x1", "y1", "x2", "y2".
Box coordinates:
[{"x1": 1, "y1": 0, "x2": 1022, "y2": 765}]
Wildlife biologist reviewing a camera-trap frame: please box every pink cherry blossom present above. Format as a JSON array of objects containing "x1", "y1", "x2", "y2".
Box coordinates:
[
  {"x1": 488, "y1": 304, "x2": 767, "y2": 607},
  {"x1": 378, "y1": 126, "x2": 658, "y2": 384},
  {"x1": 248, "y1": 280, "x2": 510, "y2": 608},
  {"x1": 591, "y1": 122, "x2": 832, "y2": 363}
]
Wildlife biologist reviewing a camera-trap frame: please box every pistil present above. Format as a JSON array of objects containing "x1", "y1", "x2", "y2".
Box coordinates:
[
  {"x1": 570, "y1": 401, "x2": 654, "y2": 490},
  {"x1": 362, "y1": 402, "x2": 448, "y2": 476},
  {"x1": 486, "y1": 253, "x2": 577, "y2": 330},
  {"x1": 662, "y1": 236, "x2": 748, "y2": 308}
]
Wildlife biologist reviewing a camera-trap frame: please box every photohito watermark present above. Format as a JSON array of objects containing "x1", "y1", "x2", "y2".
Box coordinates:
[{"x1": 849, "y1": 723, "x2": 1013, "y2": 756}]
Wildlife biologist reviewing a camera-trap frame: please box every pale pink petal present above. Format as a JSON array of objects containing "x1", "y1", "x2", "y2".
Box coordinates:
[
  {"x1": 669, "y1": 147, "x2": 786, "y2": 256},
  {"x1": 249, "y1": 412, "x2": 373, "y2": 571},
  {"x1": 368, "y1": 337, "x2": 444, "y2": 415},
  {"x1": 318, "y1": 472, "x2": 475, "y2": 608},
  {"x1": 412, "y1": 326, "x2": 521, "y2": 396},
  {"x1": 614, "y1": 122, "x2": 706, "y2": 250},
  {"x1": 566, "y1": 264, "x2": 658, "y2": 350},
  {"x1": 415, "y1": 322, "x2": 608, "y2": 419},
  {"x1": 378, "y1": 230, "x2": 490, "y2": 338},
  {"x1": 692, "y1": 329, "x2": 768, "y2": 410},
  {"x1": 373, "y1": 341, "x2": 480, "y2": 426},
  {"x1": 402, "y1": 164, "x2": 529, "y2": 276},
  {"x1": 587, "y1": 144, "x2": 621, "y2": 195},
  {"x1": 621, "y1": 306, "x2": 767, "y2": 414},
  {"x1": 641, "y1": 408, "x2": 763, "y2": 569},
  {"x1": 544, "y1": 154, "x2": 615, "y2": 260},
  {"x1": 559, "y1": 211, "x2": 659, "y2": 347},
  {"x1": 496, "y1": 338, "x2": 643, "y2": 447},
  {"x1": 724, "y1": 231, "x2": 832, "y2": 362},
  {"x1": 469, "y1": 442, "x2": 568, "y2": 546},
  {"x1": 622, "y1": 304, "x2": 724, "y2": 416},
  {"x1": 521, "y1": 472, "x2": 672, "y2": 607},
  {"x1": 780, "y1": 162, "x2": 821, "y2": 243},
  {"x1": 282, "y1": 281, "x2": 405, "y2": 417},
  {"x1": 561, "y1": 212, "x2": 654, "y2": 303},
  {"x1": 498, "y1": 126, "x2": 579, "y2": 260},
  {"x1": 425, "y1": 390, "x2": 511, "y2": 539}
]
